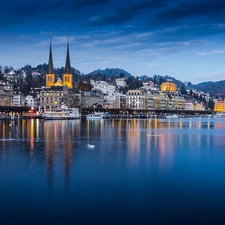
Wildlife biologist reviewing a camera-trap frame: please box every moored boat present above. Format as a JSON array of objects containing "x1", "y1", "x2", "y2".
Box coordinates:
[
  {"x1": 42, "y1": 108, "x2": 81, "y2": 120},
  {"x1": 163, "y1": 114, "x2": 179, "y2": 119},
  {"x1": 86, "y1": 113, "x2": 104, "y2": 119}
]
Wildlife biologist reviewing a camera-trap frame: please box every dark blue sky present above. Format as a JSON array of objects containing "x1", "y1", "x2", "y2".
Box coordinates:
[{"x1": 1, "y1": 0, "x2": 225, "y2": 83}]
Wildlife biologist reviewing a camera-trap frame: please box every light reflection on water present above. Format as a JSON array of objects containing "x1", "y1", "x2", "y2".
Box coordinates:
[{"x1": 1, "y1": 118, "x2": 225, "y2": 224}]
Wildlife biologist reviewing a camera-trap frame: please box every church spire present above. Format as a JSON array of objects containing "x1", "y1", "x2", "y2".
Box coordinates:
[
  {"x1": 64, "y1": 36, "x2": 71, "y2": 74},
  {"x1": 46, "y1": 35, "x2": 55, "y2": 87},
  {"x1": 47, "y1": 34, "x2": 54, "y2": 74}
]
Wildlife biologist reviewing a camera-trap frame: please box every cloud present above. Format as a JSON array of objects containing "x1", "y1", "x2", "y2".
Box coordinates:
[
  {"x1": 197, "y1": 49, "x2": 225, "y2": 56},
  {"x1": 158, "y1": 0, "x2": 225, "y2": 22},
  {"x1": 149, "y1": 62, "x2": 161, "y2": 67},
  {"x1": 87, "y1": 0, "x2": 166, "y2": 26},
  {"x1": 69, "y1": 0, "x2": 109, "y2": 8},
  {"x1": 36, "y1": 35, "x2": 75, "y2": 48}
]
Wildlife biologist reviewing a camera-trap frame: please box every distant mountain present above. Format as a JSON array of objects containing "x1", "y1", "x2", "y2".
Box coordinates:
[
  {"x1": 89, "y1": 68, "x2": 131, "y2": 77},
  {"x1": 188, "y1": 80, "x2": 225, "y2": 97}
]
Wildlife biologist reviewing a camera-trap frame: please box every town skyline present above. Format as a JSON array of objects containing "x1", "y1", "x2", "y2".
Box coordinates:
[{"x1": 1, "y1": 0, "x2": 225, "y2": 84}]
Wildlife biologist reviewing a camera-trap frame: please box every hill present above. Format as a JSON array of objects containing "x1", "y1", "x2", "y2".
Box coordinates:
[
  {"x1": 188, "y1": 80, "x2": 225, "y2": 97},
  {"x1": 152, "y1": 75, "x2": 185, "y2": 88},
  {"x1": 89, "y1": 68, "x2": 131, "y2": 77}
]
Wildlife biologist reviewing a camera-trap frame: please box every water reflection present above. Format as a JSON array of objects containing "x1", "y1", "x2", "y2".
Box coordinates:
[
  {"x1": 1, "y1": 117, "x2": 225, "y2": 224},
  {"x1": 0, "y1": 118, "x2": 225, "y2": 187}
]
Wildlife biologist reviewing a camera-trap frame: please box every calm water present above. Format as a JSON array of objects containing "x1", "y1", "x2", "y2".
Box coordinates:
[{"x1": 1, "y1": 118, "x2": 225, "y2": 225}]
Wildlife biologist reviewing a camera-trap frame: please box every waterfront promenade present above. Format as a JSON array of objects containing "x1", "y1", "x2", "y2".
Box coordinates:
[
  {"x1": 0, "y1": 109, "x2": 214, "y2": 120},
  {"x1": 0, "y1": 106, "x2": 213, "y2": 120}
]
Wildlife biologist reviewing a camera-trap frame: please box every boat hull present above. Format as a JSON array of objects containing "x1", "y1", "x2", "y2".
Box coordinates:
[
  {"x1": 42, "y1": 115, "x2": 81, "y2": 120},
  {"x1": 86, "y1": 113, "x2": 104, "y2": 119},
  {"x1": 41, "y1": 108, "x2": 81, "y2": 120}
]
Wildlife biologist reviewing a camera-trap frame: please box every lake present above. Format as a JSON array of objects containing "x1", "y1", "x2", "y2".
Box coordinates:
[{"x1": 0, "y1": 118, "x2": 225, "y2": 225}]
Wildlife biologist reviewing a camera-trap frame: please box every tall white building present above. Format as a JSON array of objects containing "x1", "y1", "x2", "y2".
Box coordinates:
[
  {"x1": 126, "y1": 90, "x2": 145, "y2": 109},
  {"x1": 13, "y1": 93, "x2": 25, "y2": 106}
]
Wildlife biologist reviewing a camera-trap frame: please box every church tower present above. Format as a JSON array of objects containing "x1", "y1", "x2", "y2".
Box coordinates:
[
  {"x1": 63, "y1": 37, "x2": 73, "y2": 89},
  {"x1": 46, "y1": 36, "x2": 55, "y2": 87}
]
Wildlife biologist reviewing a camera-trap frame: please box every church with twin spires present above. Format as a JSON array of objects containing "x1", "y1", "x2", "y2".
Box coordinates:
[{"x1": 45, "y1": 37, "x2": 73, "y2": 89}]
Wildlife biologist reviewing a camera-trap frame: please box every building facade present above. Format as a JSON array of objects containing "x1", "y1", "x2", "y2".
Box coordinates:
[
  {"x1": 214, "y1": 100, "x2": 225, "y2": 112},
  {"x1": 126, "y1": 90, "x2": 145, "y2": 109},
  {"x1": 0, "y1": 84, "x2": 13, "y2": 106},
  {"x1": 161, "y1": 82, "x2": 177, "y2": 92}
]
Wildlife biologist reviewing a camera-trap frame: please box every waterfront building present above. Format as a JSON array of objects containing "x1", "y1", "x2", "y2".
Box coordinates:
[
  {"x1": 142, "y1": 92, "x2": 184, "y2": 110},
  {"x1": 103, "y1": 92, "x2": 126, "y2": 109},
  {"x1": 13, "y1": 92, "x2": 25, "y2": 106},
  {"x1": 72, "y1": 91, "x2": 81, "y2": 107},
  {"x1": 145, "y1": 92, "x2": 155, "y2": 110},
  {"x1": 185, "y1": 102, "x2": 194, "y2": 110},
  {"x1": 153, "y1": 93, "x2": 167, "y2": 110},
  {"x1": 214, "y1": 100, "x2": 225, "y2": 112},
  {"x1": 81, "y1": 91, "x2": 104, "y2": 108},
  {"x1": 0, "y1": 84, "x2": 13, "y2": 106},
  {"x1": 104, "y1": 93, "x2": 117, "y2": 108},
  {"x1": 161, "y1": 82, "x2": 177, "y2": 92},
  {"x1": 115, "y1": 93, "x2": 126, "y2": 108},
  {"x1": 40, "y1": 87, "x2": 64, "y2": 110},
  {"x1": 40, "y1": 86, "x2": 75, "y2": 110},
  {"x1": 167, "y1": 97, "x2": 174, "y2": 109},
  {"x1": 174, "y1": 95, "x2": 185, "y2": 110},
  {"x1": 126, "y1": 90, "x2": 145, "y2": 109},
  {"x1": 193, "y1": 101, "x2": 205, "y2": 111}
]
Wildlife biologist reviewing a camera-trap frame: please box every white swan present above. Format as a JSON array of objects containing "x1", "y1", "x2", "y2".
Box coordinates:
[{"x1": 87, "y1": 144, "x2": 95, "y2": 149}]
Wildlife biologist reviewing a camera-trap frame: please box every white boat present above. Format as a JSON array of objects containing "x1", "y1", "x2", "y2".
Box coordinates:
[
  {"x1": 86, "y1": 113, "x2": 104, "y2": 119},
  {"x1": 165, "y1": 114, "x2": 179, "y2": 119},
  {"x1": 42, "y1": 108, "x2": 81, "y2": 120}
]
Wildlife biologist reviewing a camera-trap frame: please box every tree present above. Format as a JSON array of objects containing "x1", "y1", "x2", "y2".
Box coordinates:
[
  {"x1": 180, "y1": 84, "x2": 187, "y2": 95},
  {"x1": 159, "y1": 77, "x2": 165, "y2": 85},
  {"x1": 0, "y1": 71, "x2": 4, "y2": 80},
  {"x1": 78, "y1": 81, "x2": 85, "y2": 90},
  {"x1": 208, "y1": 98, "x2": 214, "y2": 111},
  {"x1": 77, "y1": 81, "x2": 92, "y2": 91},
  {"x1": 110, "y1": 75, "x2": 116, "y2": 82},
  {"x1": 153, "y1": 76, "x2": 159, "y2": 85},
  {"x1": 119, "y1": 73, "x2": 125, "y2": 78}
]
